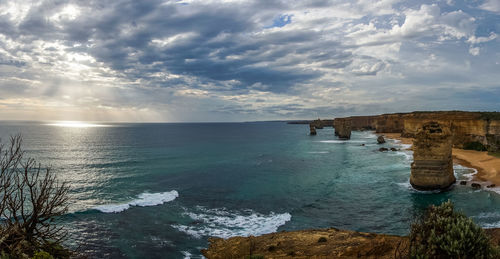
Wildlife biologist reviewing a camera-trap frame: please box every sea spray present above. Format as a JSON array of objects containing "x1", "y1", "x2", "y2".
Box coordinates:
[
  {"x1": 172, "y1": 206, "x2": 291, "y2": 239},
  {"x1": 94, "y1": 190, "x2": 179, "y2": 213}
]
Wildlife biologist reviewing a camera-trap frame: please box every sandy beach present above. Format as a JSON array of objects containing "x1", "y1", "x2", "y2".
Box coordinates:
[{"x1": 381, "y1": 133, "x2": 500, "y2": 186}]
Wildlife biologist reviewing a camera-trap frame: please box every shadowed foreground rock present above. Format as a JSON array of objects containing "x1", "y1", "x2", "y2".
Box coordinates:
[
  {"x1": 201, "y1": 228, "x2": 500, "y2": 259},
  {"x1": 410, "y1": 121, "x2": 456, "y2": 190},
  {"x1": 201, "y1": 228, "x2": 406, "y2": 259}
]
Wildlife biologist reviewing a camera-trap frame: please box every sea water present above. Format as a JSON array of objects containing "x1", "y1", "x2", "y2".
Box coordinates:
[{"x1": 0, "y1": 121, "x2": 499, "y2": 258}]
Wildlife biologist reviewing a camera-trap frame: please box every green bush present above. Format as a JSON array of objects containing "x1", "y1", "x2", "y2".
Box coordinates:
[
  {"x1": 409, "y1": 200, "x2": 498, "y2": 258},
  {"x1": 32, "y1": 251, "x2": 54, "y2": 259},
  {"x1": 463, "y1": 141, "x2": 487, "y2": 151}
]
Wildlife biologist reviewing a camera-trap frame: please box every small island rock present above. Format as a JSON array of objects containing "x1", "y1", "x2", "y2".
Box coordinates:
[{"x1": 471, "y1": 183, "x2": 481, "y2": 188}]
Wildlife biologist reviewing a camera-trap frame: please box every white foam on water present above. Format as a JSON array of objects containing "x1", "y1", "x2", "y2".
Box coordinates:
[
  {"x1": 474, "y1": 212, "x2": 500, "y2": 219},
  {"x1": 481, "y1": 222, "x2": 500, "y2": 229},
  {"x1": 359, "y1": 132, "x2": 377, "y2": 139},
  {"x1": 489, "y1": 186, "x2": 500, "y2": 195},
  {"x1": 307, "y1": 151, "x2": 329, "y2": 154},
  {"x1": 318, "y1": 140, "x2": 365, "y2": 144},
  {"x1": 453, "y1": 164, "x2": 478, "y2": 181},
  {"x1": 94, "y1": 190, "x2": 179, "y2": 213},
  {"x1": 172, "y1": 207, "x2": 291, "y2": 239},
  {"x1": 393, "y1": 151, "x2": 413, "y2": 163},
  {"x1": 396, "y1": 181, "x2": 442, "y2": 194},
  {"x1": 399, "y1": 144, "x2": 412, "y2": 150}
]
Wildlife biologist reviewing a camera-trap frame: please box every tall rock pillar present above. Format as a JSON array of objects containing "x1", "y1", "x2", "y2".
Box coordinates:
[
  {"x1": 410, "y1": 121, "x2": 455, "y2": 190},
  {"x1": 334, "y1": 118, "x2": 352, "y2": 140},
  {"x1": 309, "y1": 124, "x2": 317, "y2": 135}
]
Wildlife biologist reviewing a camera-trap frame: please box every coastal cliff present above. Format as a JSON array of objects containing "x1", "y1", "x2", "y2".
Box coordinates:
[{"x1": 333, "y1": 111, "x2": 500, "y2": 152}]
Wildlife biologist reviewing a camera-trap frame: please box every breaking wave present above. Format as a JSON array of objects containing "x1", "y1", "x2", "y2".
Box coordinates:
[
  {"x1": 172, "y1": 207, "x2": 291, "y2": 239},
  {"x1": 94, "y1": 190, "x2": 179, "y2": 213},
  {"x1": 319, "y1": 140, "x2": 366, "y2": 144},
  {"x1": 396, "y1": 181, "x2": 443, "y2": 194}
]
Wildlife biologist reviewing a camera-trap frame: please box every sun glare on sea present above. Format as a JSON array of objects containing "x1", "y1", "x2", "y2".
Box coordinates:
[{"x1": 46, "y1": 121, "x2": 109, "y2": 128}]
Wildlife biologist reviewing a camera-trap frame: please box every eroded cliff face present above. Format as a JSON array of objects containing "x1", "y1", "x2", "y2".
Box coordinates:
[
  {"x1": 350, "y1": 116, "x2": 377, "y2": 130},
  {"x1": 401, "y1": 112, "x2": 489, "y2": 149},
  {"x1": 410, "y1": 122, "x2": 456, "y2": 190},
  {"x1": 333, "y1": 111, "x2": 500, "y2": 152},
  {"x1": 334, "y1": 118, "x2": 352, "y2": 139},
  {"x1": 375, "y1": 113, "x2": 407, "y2": 133}
]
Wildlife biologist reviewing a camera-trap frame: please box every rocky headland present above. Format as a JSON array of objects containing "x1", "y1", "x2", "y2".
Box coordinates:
[{"x1": 342, "y1": 111, "x2": 500, "y2": 152}]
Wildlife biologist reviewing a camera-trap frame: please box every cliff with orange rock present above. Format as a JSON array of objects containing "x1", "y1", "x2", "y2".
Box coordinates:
[{"x1": 333, "y1": 111, "x2": 500, "y2": 152}]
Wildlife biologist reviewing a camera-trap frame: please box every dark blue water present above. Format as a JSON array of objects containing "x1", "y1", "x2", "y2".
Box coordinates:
[{"x1": 0, "y1": 121, "x2": 499, "y2": 258}]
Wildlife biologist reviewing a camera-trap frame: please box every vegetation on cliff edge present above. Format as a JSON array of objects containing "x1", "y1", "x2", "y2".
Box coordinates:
[
  {"x1": 408, "y1": 200, "x2": 499, "y2": 259},
  {"x1": 0, "y1": 135, "x2": 71, "y2": 258}
]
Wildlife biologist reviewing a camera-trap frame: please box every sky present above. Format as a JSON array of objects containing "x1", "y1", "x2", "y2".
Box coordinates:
[{"x1": 0, "y1": 0, "x2": 499, "y2": 122}]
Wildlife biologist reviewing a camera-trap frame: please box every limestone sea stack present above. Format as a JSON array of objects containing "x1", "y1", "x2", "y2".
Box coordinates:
[
  {"x1": 309, "y1": 124, "x2": 317, "y2": 135},
  {"x1": 410, "y1": 121, "x2": 456, "y2": 190},
  {"x1": 334, "y1": 118, "x2": 352, "y2": 140}
]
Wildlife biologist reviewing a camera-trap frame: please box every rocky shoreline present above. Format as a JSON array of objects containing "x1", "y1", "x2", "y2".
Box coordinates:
[{"x1": 202, "y1": 227, "x2": 500, "y2": 258}]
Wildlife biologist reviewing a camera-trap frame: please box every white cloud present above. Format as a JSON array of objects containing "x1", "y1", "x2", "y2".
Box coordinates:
[
  {"x1": 469, "y1": 46, "x2": 480, "y2": 56},
  {"x1": 479, "y1": 0, "x2": 500, "y2": 13}
]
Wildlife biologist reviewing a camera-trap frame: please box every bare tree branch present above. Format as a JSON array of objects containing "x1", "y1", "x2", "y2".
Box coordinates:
[{"x1": 0, "y1": 135, "x2": 71, "y2": 257}]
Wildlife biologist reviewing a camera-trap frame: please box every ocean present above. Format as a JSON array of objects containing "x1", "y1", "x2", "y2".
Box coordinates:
[{"x1": 0, "y1": 121, "x2": 499, "y2": 258}]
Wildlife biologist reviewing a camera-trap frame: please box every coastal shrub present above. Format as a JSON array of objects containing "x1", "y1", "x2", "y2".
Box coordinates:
[
  {"x1": 463, "y1": 141, "x2": 487, "y2": 151},
  {"x1": 32, "y1": 251, "x2": 54, "y2": 259},
  {"x1": 489, "y1": 152, "x2": 500, "y2": 158},
  {"x1": 0, "y1": 135, "x2": 71, "y2": 258},
  {"x1": 409, "y1": 200, "x2": 498, "y2": 258},
  {"x1": 479, "y1": 112, "x2": 500, "y2": 121}
]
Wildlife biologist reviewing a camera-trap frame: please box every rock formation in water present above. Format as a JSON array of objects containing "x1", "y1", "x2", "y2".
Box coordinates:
[
  {"x1": 309, "y1": 124, "x2": 317, "y2": 135},
  {"x1": 410, "y1": 121, "x2": 456, "y2": 190},
  {"x1": 377, "y1": 136, "x2": 385, "y2": 144},
  {"x1": 334, "y1": 118, "x2": 352, "y2": 140}
]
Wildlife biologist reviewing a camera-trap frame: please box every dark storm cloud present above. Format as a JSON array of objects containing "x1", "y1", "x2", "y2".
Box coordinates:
[{"x1": 0, "y1": 0, "x2": 350, "y2": 93}]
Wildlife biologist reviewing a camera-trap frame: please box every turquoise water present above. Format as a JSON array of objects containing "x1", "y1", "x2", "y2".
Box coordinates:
[{"x1": 0, "y1": 121, "x2": 499, "y2": 258}]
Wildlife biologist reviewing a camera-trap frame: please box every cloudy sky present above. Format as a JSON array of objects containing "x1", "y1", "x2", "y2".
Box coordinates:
[{"x1": 0, "y1": 0, "x2": 499, "y2": 122}]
